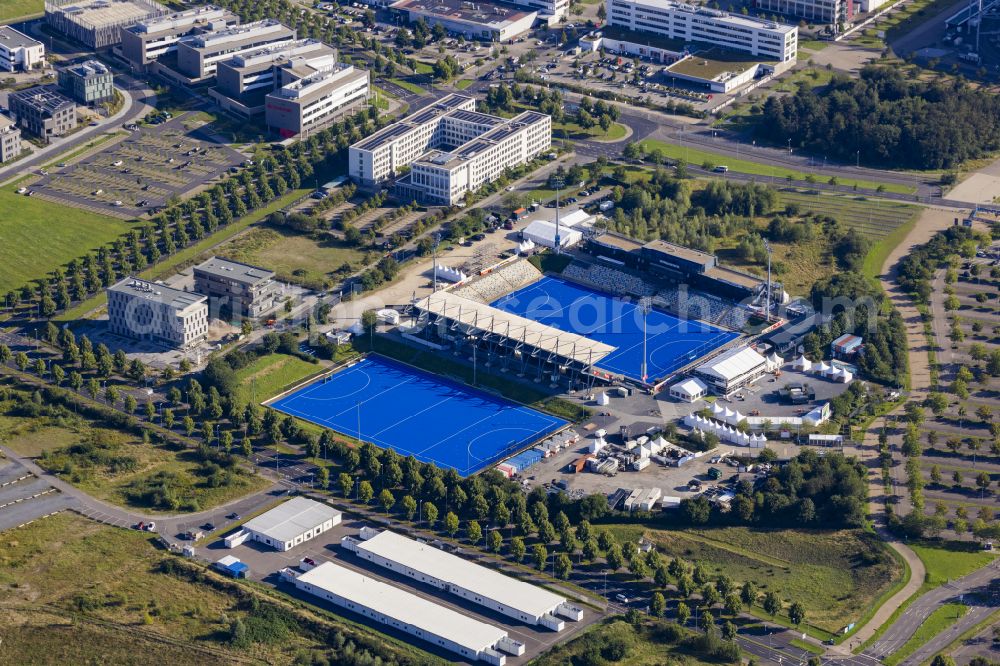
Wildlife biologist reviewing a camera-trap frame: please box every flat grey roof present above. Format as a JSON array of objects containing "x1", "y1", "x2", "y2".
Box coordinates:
[
  {"x1": 0, "y1": 113, "x2": 15, "y2": 130},
  {"x1": 10, "y1": 86, "x2": 76, "y2": 114},
  {"x1": 243, "y1": 497, "x2": 340, "y2": 543},
  {"x1": 391, "y1": 0, "x2": 533, "y2": 27},
  {"x1": 108, "y1": 277, "x2": 206, "y2": 309},
  {"x1": 298, "y1": 561, "x2": 507, "y2": 653},
  {"x1": 65, "y1": 59, "x2": 111, "y2": 78},
  {"x1": 0, "y1": 26, "x2": 43, "y2": 49},
  {"x1": 643, "y1": 239, "x2": 714, "y2": 264},
  {"x1": 357, "y1": 530, "x2": 566, "y2": 619},
  {"x1": 194, "y1": 256, "x2": 275, "y2": 284}
]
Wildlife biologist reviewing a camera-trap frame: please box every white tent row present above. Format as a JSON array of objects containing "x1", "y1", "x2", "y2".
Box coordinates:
[
  {"x1": 764, "y1": 352, "x2": 783, "y2": 372},
  {"x1": 631, "y1": 435, "x2": 670, "y2": 459},
  {"x1": 434, "y1": 264, "x2": 468, "y2": 283},
  {"x1": 518, "y1": 239, "x2": 536, "y2": 255},
  {"x1": 811, "y1": 361, "x2": 854, "y2": 382},
  {"x1": 792, "y1": 355, "x2": 813, "y2": 371},
  {"x1": 709, "y1": 402, "x2": 748, "y2": 426},
  {"x1": 684, "y1": 413, "x2": 766, "y2": 448}
]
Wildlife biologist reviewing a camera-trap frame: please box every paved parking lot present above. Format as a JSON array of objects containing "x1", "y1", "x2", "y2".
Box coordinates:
[
  {"x1": 202, "y1": 515, "x2": 602, "y2": 664},
  {"x1": 29, "y1": 113, "x2": 245, "y2": 218},
  {"x1": 0, "y1": 459, "x2": 77, "y2": 532}
]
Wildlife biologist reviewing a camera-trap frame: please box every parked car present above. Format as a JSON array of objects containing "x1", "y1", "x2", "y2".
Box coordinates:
[{"x1": 616, "y1": 593, "x2": 630, "y2": 603}]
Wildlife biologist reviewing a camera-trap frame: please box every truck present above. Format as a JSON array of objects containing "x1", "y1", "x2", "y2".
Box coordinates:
[{"x1": 708, "y1": 467, "x2": 723, "y2": 480}]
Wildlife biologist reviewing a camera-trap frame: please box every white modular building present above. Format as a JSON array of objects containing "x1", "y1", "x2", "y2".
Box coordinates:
[
  {"x1": 606, "y1": 0, "x2": 797, "y2": 62},
  {"x1": 695, "y1": 346, "x2": 768, "y2": 396},
  {"x1": 669, "y1": 377, "x2": 709, "y2": 402},
  {"x1": 348, "y1": 530, "x2": 582, "y2": 630},
  {"x1": 242, "y1": 496, "x2": 341, "y2": 552},
  {"x1": 107, "y1": 277, "x2": 208, "y2": 348},
  {"x1": 295, "y1": 561, "x2": 512, "y2": 664}
]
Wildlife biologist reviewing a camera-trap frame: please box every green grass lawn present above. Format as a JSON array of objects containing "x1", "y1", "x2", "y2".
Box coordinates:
[
  {"x1": 217, "y1": 226, "x2": 368, "y2": 291},
  {"x1": 0, "y1": 0, "x2": 43, "y2": 21},
  {"x1": 637, "y1": 139, "x2": 915, "y2": 194},
  {"x1": 798, "y1": 39, "x2": 832, "y2": 52},
  {"x1": 910, "y1": 542, "x2": 998, "y2": 585},
  {"x1": 29, "y1": 424, "x2": 270, "y2": 513},
  {"x1": 883, "y1": 603, "x2": 968, "y2": 666},
  {"x1": 455, "y1": 79, "x2": 474, "y2": 90},
  {"x1": 534, "y1": 618, "x2": 718, "y2": 666},
  {"x1": 0, "y1": 185, "x2": 133, "y2": 295},
  {"x1": 602, "y1": 525, "x2": 902, "y2": 637},
  {"x1": 776, "y1": 189, "x2": 920, "y2": 240},
  {"x1": 0, "y1": 512, "x2": 432, "y2": 664},
  {"x1": 233, "y1": 352, "x2": 325, "y2": 407},
  {"x1": 389, "y1": 78, "x2": 428, "y2": 95},
  {"x1": 0, "y1": 419, "x2": 82, "y2": 457},
  {"x1": 412, "y1": 62, "x2": 434, "y2": 75}
]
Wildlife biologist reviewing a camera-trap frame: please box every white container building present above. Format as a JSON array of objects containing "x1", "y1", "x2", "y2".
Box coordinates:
[
  {"x1": 242, "y1": 496, "x2": 341, "y2": 552},
  {"x1": 295, "y1": 561, "x2": 512, "y2": 664},
  {"x1": 350, "y1": 530, "x2": 581, "y2": 630}
]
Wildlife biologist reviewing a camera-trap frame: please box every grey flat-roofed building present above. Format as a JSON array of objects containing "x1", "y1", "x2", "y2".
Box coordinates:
[
  {"x1": 193, "y1": 256, "x2": 279, "y2": 318},
  {"x1": 0, "y1": 114, "x2": 22, "y2": 163},
  {"x1": 45, "y1": 0, "x2": 167, "y2": 48},
  {"x1": 391, "y1": 0, "x2": 537, "y2": 41},
  {"x1": 175, "y1": 19, "x2": 295, "y2": 79},
  {"x1": 107, "y1": 277, "x2": 208, "y2": 348},
  {"x1": 243, "y1": 497, "x2": 341, "y2": 551},
  {"x1": 295, "y1": 562, "x2": 510, "y2": 664},
  {"x1": 121, "y1": 5, "x2": 238, "y2": 66},
  {"x1": 0, "y1": 26, "x2": 45, "y2": 72},
  {"x1": 58, "y1": 59, "x2": 114, "y2": 104},
  {"x1": 353, "y1": 529, "x2": 574, "y2": 631},
  {"x1": 215, "y1": 38, "x2": 333, "y2": 98},
  {"x1": 8, "y1": 85, "x2": 77, "y2": 143}
]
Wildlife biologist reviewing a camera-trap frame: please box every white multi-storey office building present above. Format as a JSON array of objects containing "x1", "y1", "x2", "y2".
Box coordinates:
[
  {"x1": 0, "y1": 26, "x2": 45, "y2": 72},
  {"x1": 121, "y1": 5, "x2": 239, "y2": 67},
  {"x1": 107, "y1": 278, "x2": 208, "y2": 348},
  {"x1": 264, "y1": 60, "x2": 369, "y2": 137},
  {"x1": 349, "y1": 94, "x2": 550, "y2": 204},
  {"x1": 175, "y1": 19, "x2": 296, "y2": 80},
  {"x1": 606, "y1": 0, "x2": 797, "y2": 62}
]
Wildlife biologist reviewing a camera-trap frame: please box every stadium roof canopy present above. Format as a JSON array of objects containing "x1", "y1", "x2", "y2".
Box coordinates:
[{"x1": 413, "y1": 291, "x2": 615, "y2": 367}]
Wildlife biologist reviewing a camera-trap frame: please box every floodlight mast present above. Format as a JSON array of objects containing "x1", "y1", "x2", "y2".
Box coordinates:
[
  {"x1": 639, "y1": 296, "x2": 652, "y2": 384},
  {"x1": 551, "y1": 177, "x2": 564, "y2": 254}
]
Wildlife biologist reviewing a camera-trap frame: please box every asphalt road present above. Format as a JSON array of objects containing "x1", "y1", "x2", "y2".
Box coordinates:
[{"x1": 862, "y1": 560, "x2": 1000, "y2": 662}]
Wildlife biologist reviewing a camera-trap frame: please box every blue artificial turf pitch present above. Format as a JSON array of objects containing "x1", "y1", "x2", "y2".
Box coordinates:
[
  {"x1": 491, "y1": 276, "x2": 739, "y2": 383},
  {"x1": 269, "y1": 355, "x2": 567, "y2": 475}
]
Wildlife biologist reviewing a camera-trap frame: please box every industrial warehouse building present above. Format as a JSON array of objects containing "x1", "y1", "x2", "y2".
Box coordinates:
[
  {"x1": 45, "y1": 0, "x2": 167, "y2": 48},
  {"x1": 391, "y1": 0, "x2": 537, "y2": 42},
  {"x1": 294, "y1": 562, "x2": 519, "y2": 664},
  {"x1": 350, "y1": 94, "x2": 551, "y2": 204},
  {"x1": 0, "y1": 26, "x2": 45, "y2": 72},
  {"x1": 346, "y1": 529, "x2": 582, "y2": 630},
  {"x1": 695, "y1": 346, "x2": 768, "y2": 396},
  {"x1": 107, "y1": 277, "x2": 208, "y2": 348},
  {"x1": 242, "y1": 497, "x2": 341, "y2": 552}
]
